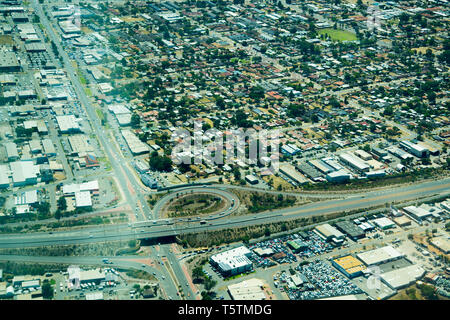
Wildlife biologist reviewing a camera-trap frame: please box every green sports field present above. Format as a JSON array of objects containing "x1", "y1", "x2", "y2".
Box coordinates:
[{"x1": 318, "y1": 28, "x2": 357, "y2": 42}]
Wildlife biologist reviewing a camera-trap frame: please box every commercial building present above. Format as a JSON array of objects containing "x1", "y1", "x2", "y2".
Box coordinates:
[
  {"x1": 75, "y1": 191, "x2": 92, "y2": 208},
  {"x1": 357, "y1": 246, "x2": 403, "y2": 266},
  {"x1": 373, "y1": 217, "x2": 396, "y2": 230},
  {"x1": 335, "y1": 221, "x2": 365, "y2": 240},
  {"x1": 326, "y1": 169, "x2": 351, "y2": 183},
  {"x1": 63, "y1": 180, "x2": 99, "y2": 195},
  {"x1": 228, "y1": 278, "x2": 266, "y2": 300},
  {"x1": 380, "y1": 265, "x2": 425, "y2": 290},
  {"x1": 56, "y1": 115, "x2": 81, "y2": 133},
  {"x1": 339, "y1": 152, "x2": 370, "y2": 173},
  {"x1": 15, "y1": 190, "x2": 38, "y2": 205},
  {"x1": 314, "y1": 223, "x2": 345, "y2": 244},
  {"x1": 332, "y1": 255, "x2": 366, "y2": 278},
  {"x1": 79, "y1": 269, "x2": 105, "y2": 284},
  {"x1": 279, "y1": 164, "x2": 309, "y2": 184},
  {"x1": 366, "y1": 170, "x2": 386, "y2": 179},
  {"x1": 210, "y1": 246, "x2": 253, "y2": 277},
  {"x1": 245, "y1": 175, "x2": 259, "y2": 185},
  {"x1": 121, "y1": 130, "x2": 150, "y2": 155}
]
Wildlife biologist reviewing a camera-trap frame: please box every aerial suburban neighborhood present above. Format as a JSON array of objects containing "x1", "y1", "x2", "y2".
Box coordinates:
[{"x1": 0, "y1": 0, "x2": 449, "y2": 307}]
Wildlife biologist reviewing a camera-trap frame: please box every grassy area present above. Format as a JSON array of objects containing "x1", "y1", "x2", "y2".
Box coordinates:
[
  {"x1": 164, "y1": 193, "x2": 227, "y2": 218},
  {"x1": 96, "y1": 108, "x2": 105, "y2": 121},
  {"x1": 85, "y1": 87, "x2": 93, "y2": 96},
  {"x1": 318, "y1": 28, "x2": 357, "y2": 41},
  {"x1": 77, "y1": 69, "x2": 87, "y2": 85}
]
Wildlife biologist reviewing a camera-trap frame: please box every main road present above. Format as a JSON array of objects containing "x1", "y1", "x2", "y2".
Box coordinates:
[{"x1": 31, "y1": 0, "x2": 151, "y2": 222}]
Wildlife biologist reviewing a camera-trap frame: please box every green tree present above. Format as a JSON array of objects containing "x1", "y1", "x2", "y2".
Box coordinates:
[{"x1": 42, "y1": 280, "x2": 54, "y2": 299}]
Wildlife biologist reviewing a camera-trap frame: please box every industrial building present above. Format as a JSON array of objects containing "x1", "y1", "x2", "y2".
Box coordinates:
[
  {"x1": 339, "y1": 152, "x2": 370, "y2": 173},
  {"x1": 121, "y1": 129, "x2": 150, "y2": 155},
  {"x1": 0, "y1": 165, "x2": 10, "y2": 189},
  {"x1": 366, "y1": 170, "x2": 386, "y2": 179},
  {"x1": 4, "y1": 142, "x2": 19, "y2": 161},
  {"x1": 380, "y1": 265, "x2": 425, "y2": 290},
  {"x1": 357, "y1": 246, "x2": 403, "y2": 266},
  {"x1": 286, "y1": 239, "x2": 308, "y2": 253},
  {"x1": 402, "y1": 206, "x2": 433, "y2": 222},
  {"x1": 68, "y1": 135, "x2": 94, "y2": 155},
  {"x1": 56, "y1": 115, "x2": 81, "y2": 133},
  {"x1": 400, "y1": 140, "x2": 429, "y2": 158},
  {"x1": 332, "y1": 255, "x2": 366, "y2": 278},
  {"x1": 227, "y1": 278, "x2": 266, "y2": 300},
  {"x1": 354, "y1": 149, "x2": 372, "y2": 161},
  {"x1": 63, "y1": 180, "x2": 99, "y2": 195},
  {"x1": 373, "y1": 217, "x2": 396, "y2": 230},
  {"x1": 326, "y1": 170, "x2": 351, "y2": 183},
  {"x1": 314, "y1": 223, "x2": 345, "y2": 245},
  {"x1": 393, "y1": 216, "x2": 412, "y2": 228},
  {"x1": 308, "y1": 159, "x2": 334, "y2": 174},
  {"x1": 297, "y1": 162, "x2": 322, "y2": 181},
  {"x1": 279, "y1": 163, "x2": 309, "y2": 184},
  {"x1": 335, "y1": 221, "x2": 365, "y2": 240},
  {"x1": 42, "y1": 139, "x2": 56, "y2": 157},
  {"x1": 108, "y1": 104, "x2": 131, "y2": 126},
  {"x1": 10, "y1": 161, "x2": 40, "y2": 187},
  {"x1": 210, "y1": 246, "x2": 253, "y2": 277},
  {"x1": 430, "y1": 236, "x2": 450, "y2": 254},
  {"x1": 0, "y1": 51, "x2": 21, "y2": 72}
]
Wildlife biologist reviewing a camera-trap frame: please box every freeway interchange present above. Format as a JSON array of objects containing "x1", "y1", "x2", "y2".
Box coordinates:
[{"x1": 1, "y1": 177, "x2": 449, "y2": 249}]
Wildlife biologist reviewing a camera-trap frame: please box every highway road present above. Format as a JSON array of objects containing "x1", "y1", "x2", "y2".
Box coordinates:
[{"x1": 0, "y1": 177, "x2": 448, "y2": 248}]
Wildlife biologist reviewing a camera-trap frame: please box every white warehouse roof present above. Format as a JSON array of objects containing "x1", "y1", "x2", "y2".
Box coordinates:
[{"x1": 357, "y1": 246, "x2": 403, "y2": 266}]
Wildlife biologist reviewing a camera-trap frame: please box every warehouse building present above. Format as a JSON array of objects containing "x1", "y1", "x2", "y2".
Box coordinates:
[
  {"x1": 400, "y1": 141, "x2": 429, "y2": 158},
  {"x1": 314, "y1": 223, "x2": 345, "y2": 245},
  {"x1": 10, "y1": 161, "x2": 40, "y2": 187},
  {"x1": 357, "y1": 246, "x2": 403, "y2": 266},
  {"x1": 253, "y1": 248, "x2": 274, "y2": 257},
  {"x1": 373, "y1": 217, "x2": 396, "y2": 230},
  {"x1": 68, "y1": 135, "x2": 94, "y2": 155},
  {"x1": 0, "y1": 51, "x2": 21, "y2": 72},
  {"x1": 79, "y1": 269, "x2": 105, "y2": 284},
  {"x1": 210, "y1": 246, "x2": 253, "y2": 277},
  {"x1": 63, "y1": 180, "x2": 99, "y2": 196},
  {"x1": 332, "y1": 255, "x2": 366, "y2": 278},
  {"x1": 402, "y1": 206, "x2": 432, "y2": 222},
  {"x1": 297, "y1": 162, "x2": 322, "y2": 181},
  {"x1": 308, "y1": 159, "x2": 334, "y2": 174},
  {"x1": 108, "y1": 104, "x2": 131, "y2": 126},
  {"x1": 56, "y1": 115, "x2": 81, "y2": 133},
  {"x1": 4, "y1": 142, "x2": 19, "y2": 161},
  {"x1": 42, "y1": 139, "x2": 56, "y2": 157},
  {"x1": 366, "y1": 170, "x2": 386, "y2": 179},
  {"x1": 322, "y1": 158, "x2": 344, "y2": 171},
  {"x1": 387, "y1": 146, "x2": 414, "y2": 160},
  {"x1": 339, "y1": 152, "x2": 369, "y2": 173},
  {"x1": 393, "y1": 216, "x2": 412, "y2": 228},
  {"x1": 0, "y1": 165, "x2": 10, "y2": 189},
  {"x1": 380, "y1": 264, "x2": 425, "y2": 290},
  {"x1": 326, "y1": 170, "x2": 351, "y2": 183},
  {"x1": 354, "y1": 149, "x2": 372, "y2": 161},
  {"x1": 279, "y1": 163, "x2": 309, "y2": 184},
  {"x1": 121, "y1": 129, "x2": 150, "y2": 155},
  {"x1": 335, "y1": 221, "x2": 365, "y2": 240},
  {"x1": 15, "y1": 190, "x2": 38, "y2": 206},
  {"x1": 228, "y1": 278, "x2": 266, "y2": 300},
  {"x1": 430, "y1": 236, "x2": 450, "y2": 254}
]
